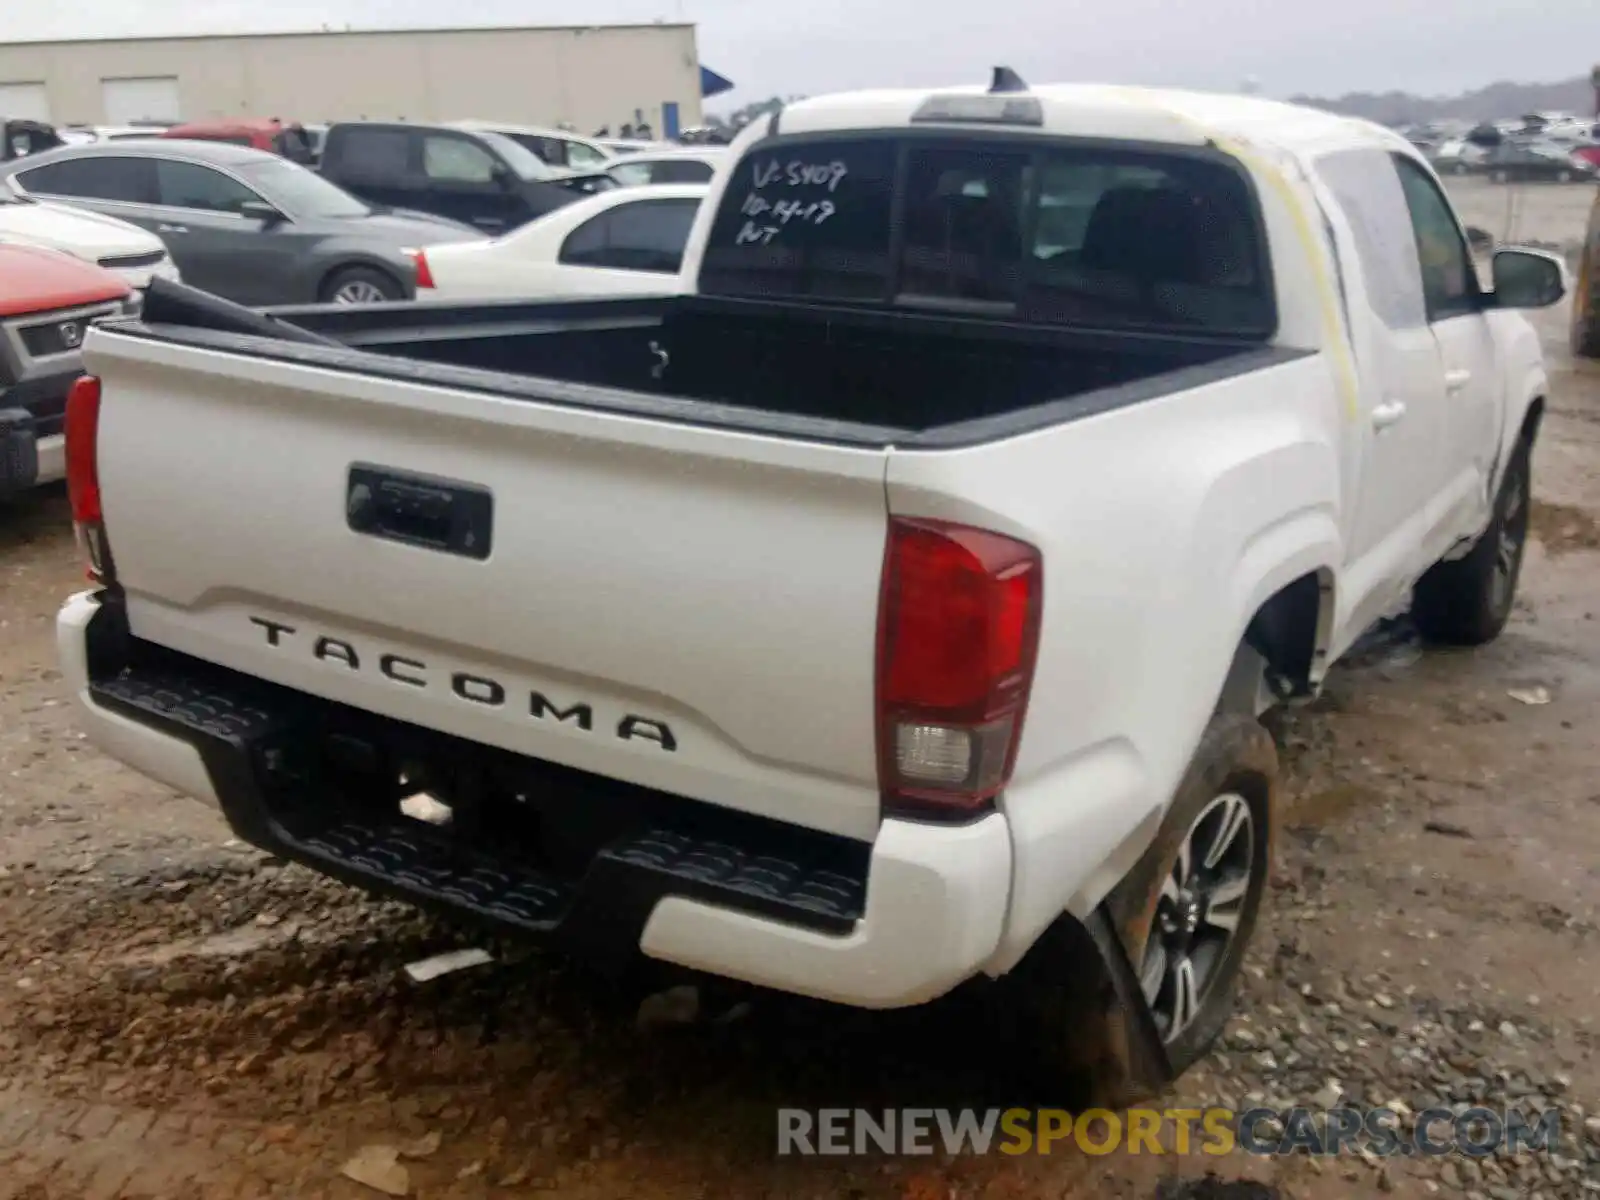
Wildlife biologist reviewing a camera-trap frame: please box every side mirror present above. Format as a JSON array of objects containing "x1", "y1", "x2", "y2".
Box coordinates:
[
  {"x1": 239, "y1": 198, "x2": 285, "y2": 224},
  {"x1": 1490, "y1": 247, "x2": 1566, "y2": 310},
  {"x1": 490, "y1": 162, "x2": 518, "y2": 192}
]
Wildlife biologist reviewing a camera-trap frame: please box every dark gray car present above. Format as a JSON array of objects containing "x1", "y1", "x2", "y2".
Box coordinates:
[{"x1": 0, "y1": 140, "x2": 484, "y2": 305}]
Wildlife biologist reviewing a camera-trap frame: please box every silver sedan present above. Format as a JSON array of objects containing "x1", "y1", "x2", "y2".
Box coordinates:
[{"x1": 0, "y1": 140, "x2": 485, "y2": 305}]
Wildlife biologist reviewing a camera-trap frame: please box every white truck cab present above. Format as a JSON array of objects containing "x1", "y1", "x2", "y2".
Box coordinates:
[{"x1": 55, "y1": 70, "x2": 1563, "y2": 1087}]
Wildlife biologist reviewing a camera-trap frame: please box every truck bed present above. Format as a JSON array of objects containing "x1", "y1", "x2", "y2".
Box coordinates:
[
  {"x1": 129, "y1": 284, "x2": 1293, "y2": 448},
  {"x1": 77, "y1": 279, "x2": 1325, "y2": 854}
]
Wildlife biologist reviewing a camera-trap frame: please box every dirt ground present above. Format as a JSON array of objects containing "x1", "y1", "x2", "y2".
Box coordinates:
[{"x1": 1, "y1": 180, "x2": 1598, "y2": 1200}]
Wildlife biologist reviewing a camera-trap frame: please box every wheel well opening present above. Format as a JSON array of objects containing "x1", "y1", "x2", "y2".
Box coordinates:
[
  {"x1": 318, "y1": 261, "x2": 402, "y2": 300},
  {"x1": 1520, "y1": 396, "x2": 1545, "y2": 448},
  {"x1": 1243, "y1": 571, "x2": 1330, "y2": 699}
]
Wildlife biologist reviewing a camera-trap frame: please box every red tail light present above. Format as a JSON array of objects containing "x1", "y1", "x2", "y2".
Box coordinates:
[
  {"x1": 65, "y1": 374, "x2": 112, "y2": 581},
  {"x1": 876, "y1": 516, "x2": 1042, "y2": 817},
  {"x1": 405, "y1": 248, "x2": 435, "y2": 289},
  {"x1": 65, "y1": 375, "x2": 101, "y2": 522}
]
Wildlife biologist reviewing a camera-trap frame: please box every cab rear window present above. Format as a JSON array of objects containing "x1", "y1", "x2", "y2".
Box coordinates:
[
  {"x1": 698, "y1": 136, "x2": 1274, "y2": 338},
  {"x1": 701, "y1": 139, "x2": 897, "y2": 302}
]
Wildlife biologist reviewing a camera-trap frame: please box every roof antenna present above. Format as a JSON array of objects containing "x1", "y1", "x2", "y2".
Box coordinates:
[{"x1": 990, "y1": 66, "x2": 1029, "y2": 94}]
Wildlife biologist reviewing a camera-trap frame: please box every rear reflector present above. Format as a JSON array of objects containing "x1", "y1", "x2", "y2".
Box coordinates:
[
  {"x1": 64, "y1": 374, "x2": 111, "y2": 581},
  {"x1": 876, "y1": 516, "x2": 1042, "y2": 816}
]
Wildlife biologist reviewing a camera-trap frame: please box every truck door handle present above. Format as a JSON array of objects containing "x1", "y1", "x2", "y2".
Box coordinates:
[
  {"x1": 1444, "y1": 368, "x2": 1472, "y2": 393},
  {"x1": 157, "y1": 223, "x2": 188, "y2": 234},
  {"x1": 1372, "y1": 399, "x2": 1408, "y2": 430}
]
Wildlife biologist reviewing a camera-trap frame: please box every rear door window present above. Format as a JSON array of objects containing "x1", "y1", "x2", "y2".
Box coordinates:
[
  {"x1": 560, "y1": 198, "x2": 700, "y2": 273},
  {"x1": 699, "y1": 136, "x2": 1274, "y2": 336},
  {"x1": 18, "y1": 155, "x2": 157, "y2": 204}
]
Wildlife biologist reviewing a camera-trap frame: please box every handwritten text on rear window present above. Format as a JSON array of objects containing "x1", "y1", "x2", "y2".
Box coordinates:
[{"x1": 732, "y1": 158, "x2": 848, "y2": 246}]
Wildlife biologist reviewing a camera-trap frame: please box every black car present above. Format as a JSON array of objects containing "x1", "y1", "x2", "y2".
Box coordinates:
[
  {"x1": 1484, "y1": 139, "x2": 1597, "y2": 184},
  {"x1": 318, "y1": 123, "x2": 617, "y2": 236}
]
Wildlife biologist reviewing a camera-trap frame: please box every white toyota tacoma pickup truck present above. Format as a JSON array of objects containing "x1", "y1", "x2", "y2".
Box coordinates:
[{"x1": 56, "y1": 72, "x2": 1565, "y2": 1084}]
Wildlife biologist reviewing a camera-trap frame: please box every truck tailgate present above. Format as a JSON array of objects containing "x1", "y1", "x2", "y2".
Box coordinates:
[{"x1": 85, "y1": 331, "x2": 891, "y2": 841}]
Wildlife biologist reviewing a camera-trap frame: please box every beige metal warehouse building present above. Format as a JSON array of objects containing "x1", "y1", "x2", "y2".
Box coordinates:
[{"x1": 0, "y1": 22, "x2": 711, "y2": 137}]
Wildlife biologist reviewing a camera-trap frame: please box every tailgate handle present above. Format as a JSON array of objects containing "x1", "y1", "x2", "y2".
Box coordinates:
[{"x1": 347, "y1": 465, "x2": 493, "y2": 561}]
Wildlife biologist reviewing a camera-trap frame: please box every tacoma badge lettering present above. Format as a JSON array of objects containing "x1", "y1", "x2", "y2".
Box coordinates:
[{"x1": 248, "y1": 616, "x2": 676, "y2": 750}]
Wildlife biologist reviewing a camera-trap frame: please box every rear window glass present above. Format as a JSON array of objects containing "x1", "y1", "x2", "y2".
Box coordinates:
[
  {"x1": 699, "y1": 137, "x2": 1273, "y2": 337},
  {"x1": 700, "y1": 139, "x2": 897, "y2": 301},
  {"x1": 337, "y1": 128, "x2": 411, "y2": 177}
]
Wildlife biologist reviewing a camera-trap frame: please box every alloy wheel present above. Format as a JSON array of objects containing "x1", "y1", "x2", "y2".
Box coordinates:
[
  {"x1": 1490, "y1": 460, "x2": 1528, "y2": 617},
  {"x1": 1139, "y1": 791, "x2": 1256, "y2": 1042},
  {"x1": 333, "y1": 280, "x2": 389, "y2": 304}
]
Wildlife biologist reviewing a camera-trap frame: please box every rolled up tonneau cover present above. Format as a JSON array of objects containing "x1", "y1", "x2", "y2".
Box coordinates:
[{"x1": 138, "y1": 276, "x2": 343, "y2": 349}]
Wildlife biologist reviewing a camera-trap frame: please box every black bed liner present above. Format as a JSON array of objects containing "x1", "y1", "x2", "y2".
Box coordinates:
[{"x1": 111, "y1": 278, "x2": 1311, "y2": 450}]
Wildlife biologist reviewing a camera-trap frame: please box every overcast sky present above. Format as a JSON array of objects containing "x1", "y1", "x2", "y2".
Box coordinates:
[{"x1": 27, "y1": 0, "x2": 1600, "y2": 109}]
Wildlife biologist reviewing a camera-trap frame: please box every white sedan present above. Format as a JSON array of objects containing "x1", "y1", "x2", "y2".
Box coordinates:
[
  {"x1": 410, "y1": 184, "x2": 706, "y2": 301},
  {"x1": 606, "y1": 148, "x2": 729, "y2": 186},
  {"x1": 0, "y1": 176, "x2": 179, "y2": 290}
]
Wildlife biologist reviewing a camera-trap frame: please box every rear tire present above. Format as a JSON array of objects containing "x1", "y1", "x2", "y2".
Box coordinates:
[
  {"x1": 1411, "y1": 438, "x2": 1531, "y2": 646},
  {"x1": 1004, "y1": 714, "x2": 1278, "y2": 1095},
  {"x1": 320, "y1": 266, "x2": 403, "y2": 305},
  {"x1": 1104, "y1": 714, "x2": 1277, "y2": 1077}
]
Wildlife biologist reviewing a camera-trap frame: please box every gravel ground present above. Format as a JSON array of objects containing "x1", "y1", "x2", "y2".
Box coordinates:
[
  {"x1": 1446, "y1": 175, "x2": 1596, "y2": 260},
  {"x1": 0, "y1": 180, "x2": 1597, "y2": 1199}
]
